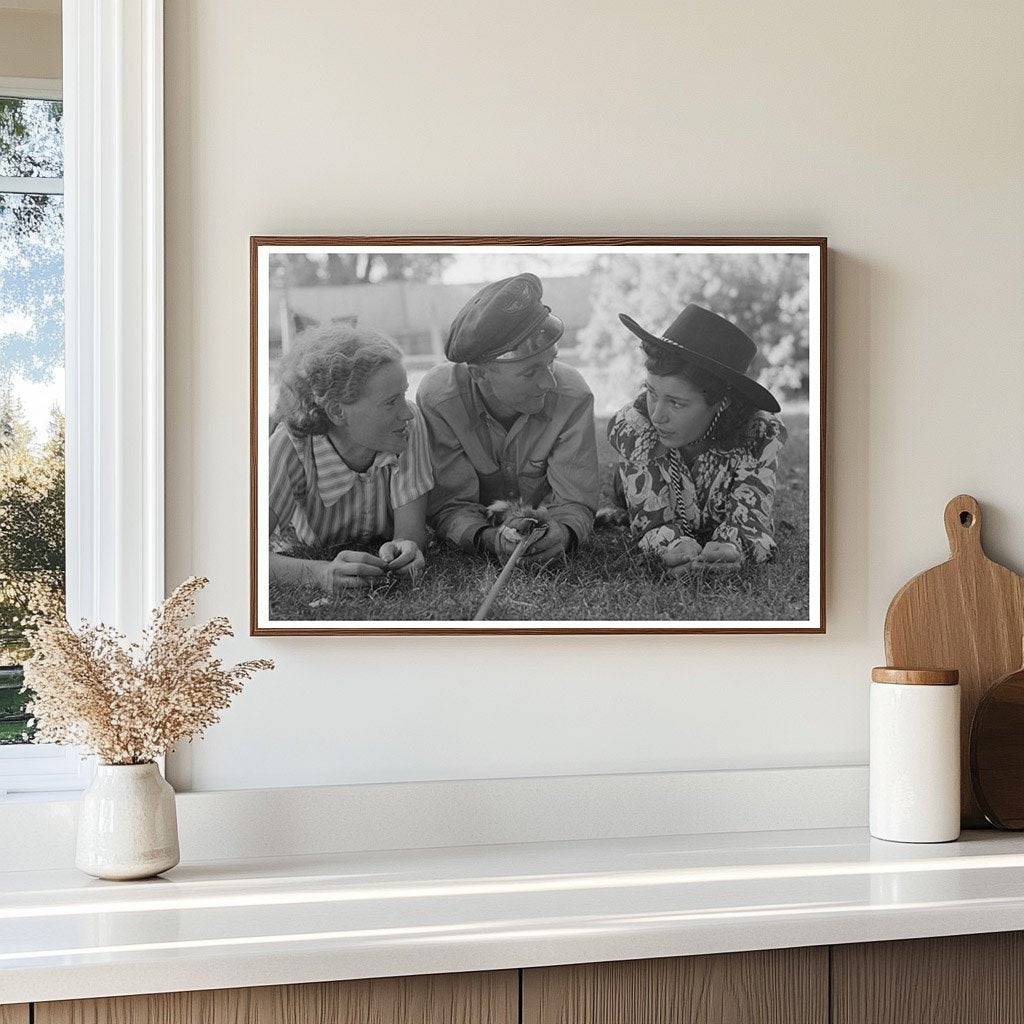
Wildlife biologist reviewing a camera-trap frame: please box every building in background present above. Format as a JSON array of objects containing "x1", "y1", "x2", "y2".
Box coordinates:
[{"x1": 270, "y1": 275, "x2": 593, "y2": 371}]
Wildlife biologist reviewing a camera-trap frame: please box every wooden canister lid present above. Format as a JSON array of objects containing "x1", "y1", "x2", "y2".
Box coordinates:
[{"x1": 871, "y1": 667, "x2": 959, "y2": 686}]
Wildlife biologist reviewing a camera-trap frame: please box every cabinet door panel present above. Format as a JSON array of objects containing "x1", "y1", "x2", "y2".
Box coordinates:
[
  {"x1": 0, "y1": 1006, "x2": 29, "y2": 1024},
  {"x1": 523, "y1": 948, "x2": 828, "y2": 1024},
  {"x1": 832, "y1": 932, "x2": 1024, "y2": 1024},
  {"x1": 36, "y1": 970, "x2": 517, "y2": 1024}
]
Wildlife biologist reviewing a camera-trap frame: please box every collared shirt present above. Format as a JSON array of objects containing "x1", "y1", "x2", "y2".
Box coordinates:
[
  {"x1": 607, "y1": 394, "x2": 788, "y2": 564},
  {"x1": 416, "y1": 361, "x2": 599, "y2": 550},
  {"x1": 268, "y1": 405, "x2": 434, "y2": 549}
]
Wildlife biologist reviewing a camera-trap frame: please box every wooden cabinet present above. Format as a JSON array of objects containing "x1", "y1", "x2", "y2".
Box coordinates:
[
  {"x1": 34, "y1": 971, "x2": 517, "y2": 1024},
  {"x1": 832, "y1": 932, "x2": 1024, "y2": 1024},
  {"x1": 24, "y1": 932, "x2": 1024, "y2": 1024},
  {"x1": 522, "y1": 948, "x2": 828, "y2": 1024}
]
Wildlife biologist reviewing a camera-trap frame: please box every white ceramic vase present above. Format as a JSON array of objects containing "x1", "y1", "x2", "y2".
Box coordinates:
[{"x1": 76, "y1": 762, "x2": 180, "y2": 880}]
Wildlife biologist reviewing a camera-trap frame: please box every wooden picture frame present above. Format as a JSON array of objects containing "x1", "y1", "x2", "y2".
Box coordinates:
[{"x1": 250, "y1": 236, "x2": 827, "y2": 635}]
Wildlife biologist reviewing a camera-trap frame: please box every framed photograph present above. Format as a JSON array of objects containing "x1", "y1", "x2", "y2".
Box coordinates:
[{"x1": 250, "y1": 237, "x2": 826, "y2": 635}]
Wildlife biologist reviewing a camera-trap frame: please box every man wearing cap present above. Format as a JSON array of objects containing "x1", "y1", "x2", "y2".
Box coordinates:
[{"x1": 416, "y1": 273, "x2": 599, "y2": 564}]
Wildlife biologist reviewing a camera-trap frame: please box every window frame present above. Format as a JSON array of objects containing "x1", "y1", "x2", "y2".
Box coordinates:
[
  {"x1": 0, "y1": 0, "x2": 165, "y2": 799},
  {"x1": 0, "y1": 76, "x2": 61, "y2": 102}
]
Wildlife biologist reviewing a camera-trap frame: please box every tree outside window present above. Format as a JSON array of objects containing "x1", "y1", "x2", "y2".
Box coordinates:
[{"x1": 0, "y1": 94, "x2": 65, "y2": 745}]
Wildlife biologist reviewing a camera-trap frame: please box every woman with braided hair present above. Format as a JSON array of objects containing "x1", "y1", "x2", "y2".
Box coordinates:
[
  {"x1": 268, "y1": 324, "x2": 434, "y2": 596},
  {"x1": 608, "y1": 304, "x2": 788, "y2": 575}
]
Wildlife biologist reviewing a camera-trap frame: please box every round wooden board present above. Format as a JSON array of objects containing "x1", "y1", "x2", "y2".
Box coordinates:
[{"x1": 970, "y1": 664, "x2": 1024, "y2": 829}]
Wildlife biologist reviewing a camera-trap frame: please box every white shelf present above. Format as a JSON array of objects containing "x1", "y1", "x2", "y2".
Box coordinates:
[{"x1": 4, "y1": 827, "x2": 1024, "y2": 1004}]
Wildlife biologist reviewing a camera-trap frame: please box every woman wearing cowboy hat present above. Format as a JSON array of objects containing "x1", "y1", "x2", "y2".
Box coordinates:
[{"x1": 608, "y1": 304, "x2": 788, "y2": 574}]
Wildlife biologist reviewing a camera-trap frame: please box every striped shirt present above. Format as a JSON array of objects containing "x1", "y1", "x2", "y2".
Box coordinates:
[{"x1": 268, "y1": 406, "x2": 434, "y2": 549}]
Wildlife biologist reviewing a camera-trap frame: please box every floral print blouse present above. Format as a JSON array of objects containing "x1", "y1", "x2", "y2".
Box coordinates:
[{"x1": 607, "y1": 394, "x2": 788, "y2": 564}]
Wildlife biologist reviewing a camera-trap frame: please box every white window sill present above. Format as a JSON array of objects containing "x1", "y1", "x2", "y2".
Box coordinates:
[{"x1": 0, "y1": 744, "x2": 94, "y2": 800}]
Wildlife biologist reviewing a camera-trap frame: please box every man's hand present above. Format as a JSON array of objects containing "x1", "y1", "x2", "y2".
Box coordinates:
[
  {"x1": 317, "y1": 550, "x2": 387, "y2": 594},
  {"x1": 379, "y1": 539, "x2": 425, "y2": 579},
  {"x1": 478, "y1": 526, "x2": 521, "y2": 564},
  {"x1": 521, "y1": 521, "x2": 570, "y2": 566}
]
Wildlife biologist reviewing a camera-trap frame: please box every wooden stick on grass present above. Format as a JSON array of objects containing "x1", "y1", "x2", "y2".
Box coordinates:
[{"x1": 473, "y1": 528, "x2": 539, "y2": 622}]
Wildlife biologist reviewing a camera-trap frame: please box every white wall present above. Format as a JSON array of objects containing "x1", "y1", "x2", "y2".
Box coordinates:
[
  {"x1": 164, "y1": 0, "x2": 1024, "y2": 792},
  {"x1": 0, "y1": 6, "x2": 61, "y2": 80}
]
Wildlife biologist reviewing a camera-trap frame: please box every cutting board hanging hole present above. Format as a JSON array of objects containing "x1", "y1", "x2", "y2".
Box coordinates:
[{"x1": 944, "y1": 494, "x2": 983, "y2": 558}]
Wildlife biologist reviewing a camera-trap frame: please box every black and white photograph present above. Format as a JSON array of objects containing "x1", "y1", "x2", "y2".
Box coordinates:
[{"x1": 250, "y1": 238, "x2": 825, "y2": 634}]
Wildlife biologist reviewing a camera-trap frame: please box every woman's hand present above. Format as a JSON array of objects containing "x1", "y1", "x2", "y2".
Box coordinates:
[
  {"x1": 661, "y1": 536, "x2": 703, "y2": 570},
  {"x1": 379, "y1": 539, "x2": 425, "y2": 579},
  {"x1": 695, "y1": 540, "x2": 743, "y2": 572},
  {"x1": 317, "y1": 550, "x2": 388, "y2": 594}
]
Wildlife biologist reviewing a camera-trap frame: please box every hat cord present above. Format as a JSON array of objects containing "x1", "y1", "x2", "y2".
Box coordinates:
[
  {"x1": 697, "y1": 394, "x2": 730, "y2": 446},
  {"x1": 667, "y1": 448, "x2": 698, "y2": 530},
  {"x1": 666, "y1": 394, "x2": 731, "y2": 526}
]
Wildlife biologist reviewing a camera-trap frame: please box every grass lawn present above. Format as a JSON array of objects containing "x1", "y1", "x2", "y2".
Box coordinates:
[{"x1": 269, "y1": 411, "x2": 811, "y2": 623}]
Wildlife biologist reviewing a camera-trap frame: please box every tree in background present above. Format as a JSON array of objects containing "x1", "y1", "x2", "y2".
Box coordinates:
[
  {"x1": 0, "y1": 396, "x2": 65, "y2": 741},
  {"x1": 0, "y1": 394, "x2": 65, "y2": 645},
  {"x1": 0, "y1": 97, "x2": 61, "y2": 179},
  {"x1": 0, "y1": 97, "x2": 66, "y2": 743},
  {"x1": 0, "y1": 98, "x2": 64, "y2": 386},
  {"x1": 576, "y1": 253, "x2": 810, "y2": 411}
]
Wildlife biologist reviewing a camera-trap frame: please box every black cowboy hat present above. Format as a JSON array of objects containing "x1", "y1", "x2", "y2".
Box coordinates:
[{"x1": 619, "y1": 304, "x2": 780, "y2": 413}]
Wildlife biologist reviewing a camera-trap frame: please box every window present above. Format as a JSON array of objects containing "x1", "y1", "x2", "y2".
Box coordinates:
[
  {"x1": 0, "y1": 92, "x2": 65, "y2": 727},
  {"x1": 0, "y1": 82, "x2": 82, "y2": 796},
  {"x1": 0, "y1": 5, "x2": 166, "y2": 798}
]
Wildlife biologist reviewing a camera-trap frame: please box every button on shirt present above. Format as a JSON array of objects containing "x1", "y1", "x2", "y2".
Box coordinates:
[
  {"x1": 416, "y1": 361, "x2": 599, "y2": 549},
  {"x1": 268, "y1": 405, "x2": 434, "y2": 549}
]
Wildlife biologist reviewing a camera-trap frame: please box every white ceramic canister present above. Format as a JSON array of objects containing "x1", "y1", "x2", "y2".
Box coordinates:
[
  {"x1": 869, "y1": 667, "x2": 961, "y2": 843},
  {"x1": 76, "y1": 762, "x2": 180, "y2": 880}
]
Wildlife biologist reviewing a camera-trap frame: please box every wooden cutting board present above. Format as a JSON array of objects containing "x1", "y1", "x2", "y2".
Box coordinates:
[{"x1": 884, "y1": 494, "x2": 1024, "y2": 826}]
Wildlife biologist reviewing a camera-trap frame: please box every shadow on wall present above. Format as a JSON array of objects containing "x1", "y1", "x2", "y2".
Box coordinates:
[{"x1": 826, "y1": 249, "x2": 872, "y2": 637}]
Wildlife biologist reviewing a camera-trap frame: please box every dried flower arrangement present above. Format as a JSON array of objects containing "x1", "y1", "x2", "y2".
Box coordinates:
[{"x1": 22, "y1": 576, "x2": 273, "y2": 765}]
